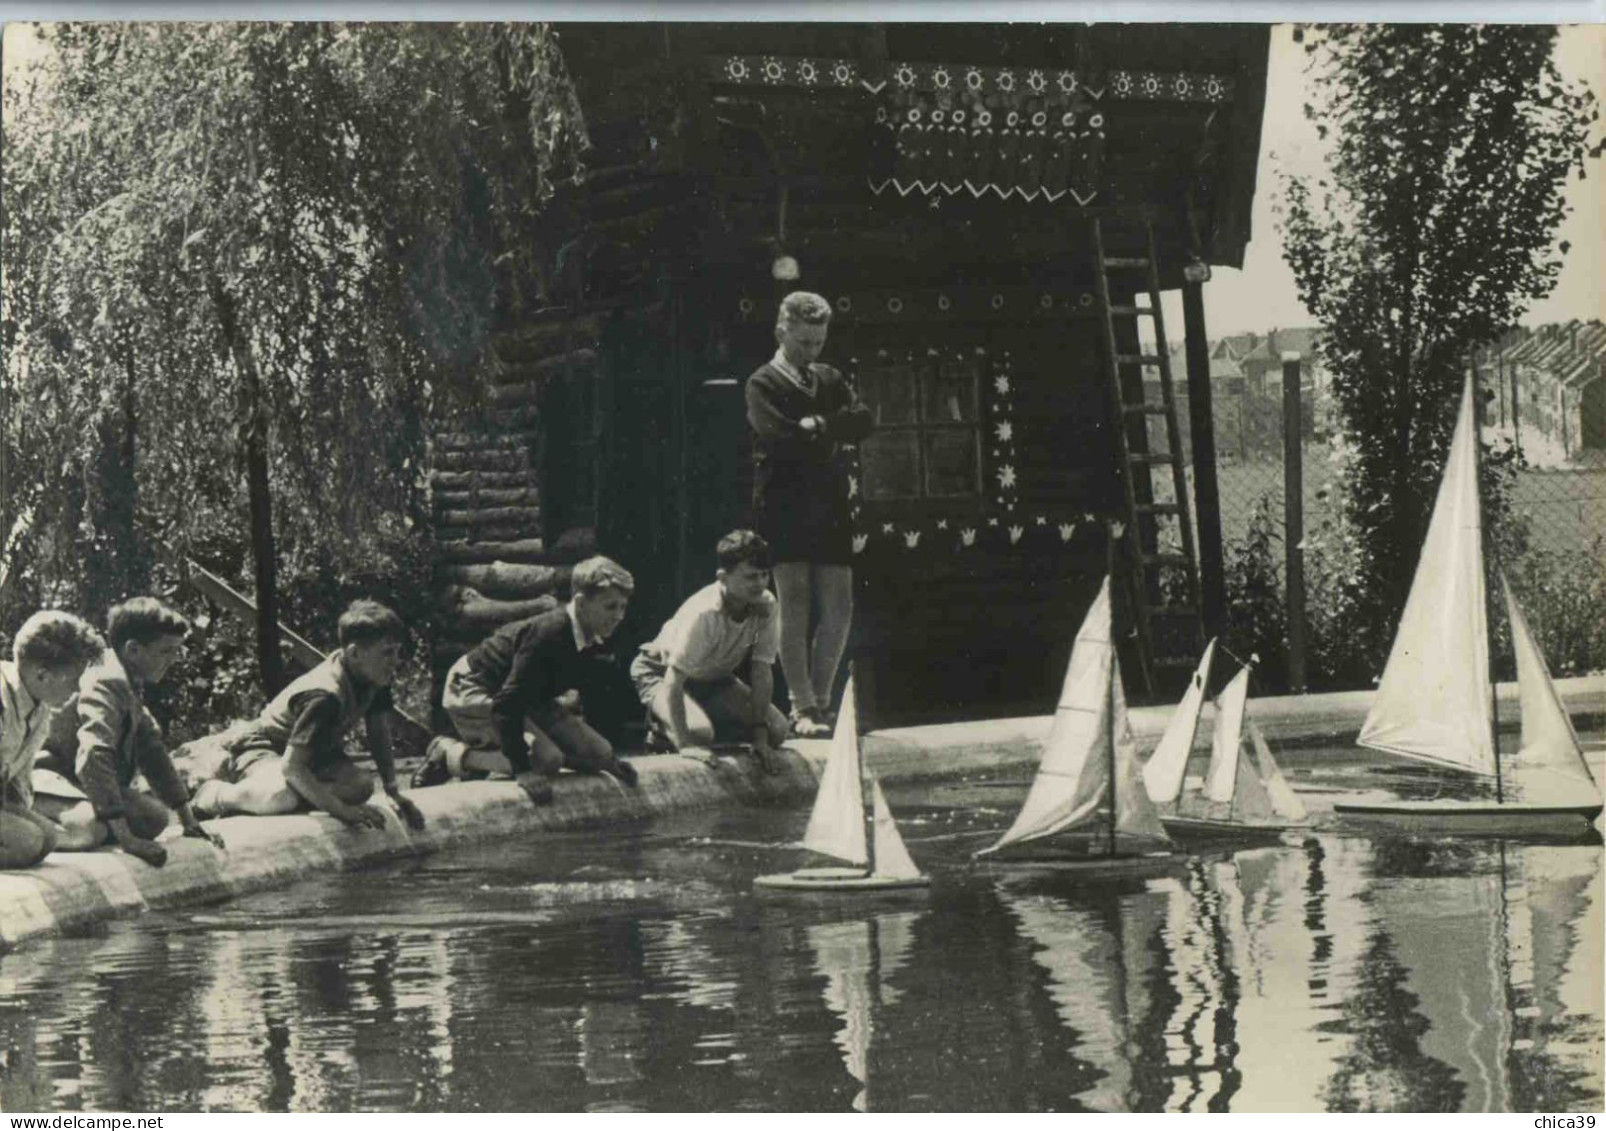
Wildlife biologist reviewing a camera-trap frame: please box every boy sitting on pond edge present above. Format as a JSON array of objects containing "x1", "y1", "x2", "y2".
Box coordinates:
[
  {"x1": 630, "y1": 530, "x2": 790, "y2": 773},
  {"x1": 0, "y1": 611, "x2": 105, "y2": 869},
  {"x1": 190, "y1": 599, "x2": 425, "y2": 831},
  {"x1": 36, "y1": 597, "x2": 221, "y2": 866}
]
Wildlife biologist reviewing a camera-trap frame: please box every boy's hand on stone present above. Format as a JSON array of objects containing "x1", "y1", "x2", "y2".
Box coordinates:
[
  {"x1": 514, "y1": 771, "x2": 555, "y2": 806},
  {"x1": 182, "y1": 822, "x2": 225, "y2": 850},
  {"x1": 388, "y1": 789, "x2": 426, "y2": 831},
  {"x1": 123, "y1": 837, "x2": 168, "y2": 867},
  {"x1": 752, "y1": 736, "x2": 784, "y2": 776}
]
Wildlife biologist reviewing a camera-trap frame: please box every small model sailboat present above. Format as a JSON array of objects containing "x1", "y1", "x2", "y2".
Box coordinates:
[
  {"x1": 1335, "y1": 372, "x2": 1602, "y2": 835},
  {"x1": 1144, "y1": 645, "x2": 1307, "y2": 844},
  {"x1": 976, "y1": 575, "x2": 1182, "y2": 876},
  {"x1": 756, "y1": 674, "x2": 930, "y2": 892}
]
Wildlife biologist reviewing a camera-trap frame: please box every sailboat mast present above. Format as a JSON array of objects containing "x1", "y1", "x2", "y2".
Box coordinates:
[
  {"x1": 854, "y1": 661, "x2": 878, "y2": 876},
  {"x1": 1107, "y1": 524, "x2": 1120, "y2": 857},
  {"x1": 1469, "y1": 360, "x2": 1505, "y2": 803}
]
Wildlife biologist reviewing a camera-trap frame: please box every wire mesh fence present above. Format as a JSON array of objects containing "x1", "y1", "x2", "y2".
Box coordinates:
[{"x1": 1152, "y1": 355, "x2": 1606, "y2": 692}]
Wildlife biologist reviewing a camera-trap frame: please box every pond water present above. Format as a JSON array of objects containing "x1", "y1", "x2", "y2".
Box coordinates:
[{"x1": 0, "y1": 753, "x2": 1600, "y2": 1113}]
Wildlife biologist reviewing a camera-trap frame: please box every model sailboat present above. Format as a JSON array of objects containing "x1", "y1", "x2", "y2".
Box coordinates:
[
  {"x1": 1143, "y1": 644, "x2": 1307, "y2": 843},
  {"x1": 976, "y1": 576, "x2": 1181, "y2": 875},
  {"x1": 756, "y1": 675, "x2": 930, "y2": 892},
  {"x1": 1335, "y1": 372, "x2": 1602, "y2": 834}
]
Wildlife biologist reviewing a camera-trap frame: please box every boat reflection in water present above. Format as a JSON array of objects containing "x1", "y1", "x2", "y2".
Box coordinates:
[
  {"x1": 0, "y1": 809, "x2": 1598, "y2": 1111},
  {"x1": 804, "y1": 911, "x2": 921, "y2": 1111}
]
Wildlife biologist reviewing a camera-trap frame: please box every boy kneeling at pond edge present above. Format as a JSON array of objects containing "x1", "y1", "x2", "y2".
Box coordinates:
[
  {"x1": 35, "y1": 598, "x2": 221, "y2": 866},
  {"x1": 417, "y1": 555, "x2": 640, "y2": 805},
  {"x1": 630, "y1": 530, "x2": 789, "y2": 774},
  {"x1": 0, "y1": 611, "x2": 106, "y2": 869},
  {"x1": 190, "y1": 599, "x2": 425, "y2": 831}
]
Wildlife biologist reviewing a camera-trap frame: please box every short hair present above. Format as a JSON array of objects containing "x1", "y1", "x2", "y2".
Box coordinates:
[
  {"x1": 12, "y1": 610, "x2": 106, "y2": 671},
  {"x1": 108, "y1": 597, "x2": 189, "y2": 653},
  {"x1": 337, "y1": 599, "x2": 406, "y2": 648},
  {"x1": 776, "y1": 291, "x2": 832, "y2": 332},
  {"x1": 572, "y1": 556, "x2": 635, "y2": 597},
  {"x1": 716, "y1": 529, "x2": 772, "y2": 572}
]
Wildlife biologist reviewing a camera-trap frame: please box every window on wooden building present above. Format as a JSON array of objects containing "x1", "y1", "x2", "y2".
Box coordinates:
[{"x1": 858, "y1": 350, "x2": 983, "y2": 501}]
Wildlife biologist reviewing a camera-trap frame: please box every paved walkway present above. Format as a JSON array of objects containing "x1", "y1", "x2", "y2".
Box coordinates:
[{"x1": 1, "y1": 673, "x2": 1600, "y2": 952}]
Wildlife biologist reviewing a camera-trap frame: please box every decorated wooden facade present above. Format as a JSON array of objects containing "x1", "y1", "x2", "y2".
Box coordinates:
[{"x1": 431, "y1": 24, "x2": 1270, "y2": 726}]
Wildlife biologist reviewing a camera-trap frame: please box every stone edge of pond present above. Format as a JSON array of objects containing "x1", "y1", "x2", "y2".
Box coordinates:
[
  {"x1": 0, "y1": 750, "x2": 824, "y2": 953},
  {"x1": 2, "y1": 673, "x2": 1600, "y2": 952}
]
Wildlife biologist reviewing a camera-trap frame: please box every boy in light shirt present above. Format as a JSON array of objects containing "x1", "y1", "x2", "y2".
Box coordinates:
[
  {"x1": 630, "y1": 530, "x2": 790, "y2": 772},
  {"x1": 0, "y1": 611, "x2": 105, "y2": 868}
]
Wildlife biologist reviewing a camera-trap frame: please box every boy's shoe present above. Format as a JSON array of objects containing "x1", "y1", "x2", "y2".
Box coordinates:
[
  {"x1": 411, "y1": 739, "x2": 453, "y2": 789},
  {"x1": 604, "y1": 759, "x2": 639, "y2": 788},
  {"x1": 790, "y1": 707, "x2": 831, "y2": 739},
  {"x1": 643, "y1": 718, "x2": 676, "y2": 754}
]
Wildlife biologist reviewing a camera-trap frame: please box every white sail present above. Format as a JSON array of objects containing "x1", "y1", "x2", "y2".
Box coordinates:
[
  {"x1": 801, "y1": 678, "x2": 924, "y2": 878},
  {"x1": 1143, "y1": 638, "x2": 1216, "y2": 806},
  {"x1": 802, "y1": 677, "x2": 868, "y2": 865},
  {"x1": 1502, "y1": 578, "x2": 1601, "y2": 806},
  {"x1": 1249, "y1": 721, "x2": 1308, "y2": 821},
  {"x1": 1205, "y1": 666, "x2": 1251, "y2": 804},
  {"x1": 983, "y1": 578, "x2": 1166, "y2": 854},
  {"x1": 1111, "y1": 656, "x2": 1169, "y2": 841},
  {"x1": 869, "y1": 778, "x2": 923, "y2": 880},
  {"x1": 1358, "y1": 373, "x2": 1496, "y2": 775}
]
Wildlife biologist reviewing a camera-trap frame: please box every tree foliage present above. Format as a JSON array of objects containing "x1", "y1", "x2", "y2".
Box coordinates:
[
  {"x1": 1280, "y1": 24, "x2": 1601, "y2": 669},
  {"x1": 3, "y1": 23, "x2": 587, "y2": 703}
]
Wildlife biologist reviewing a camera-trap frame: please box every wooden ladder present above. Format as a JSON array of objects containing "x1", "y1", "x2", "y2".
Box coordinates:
[{"x1": 1090, "y1": 216, "x2": 1207, "y2": 696}]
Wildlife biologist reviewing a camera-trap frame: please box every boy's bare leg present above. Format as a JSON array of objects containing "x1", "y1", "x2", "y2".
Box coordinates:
[
  {"x1": 647, "y1": 685, "x2": 718, "y2": 751},
  {"x1": 703, "y1": 679, "x2": 790, "y2": 749},
  {"x1": 124, "y1": 792, "x2": 174, "y2": 839},
  {"x1": 810, "y1": 565, "x2": 854, "y2": 718},
  {"x1": 32, "y1": 796, "x2": 107, "y2": 851},
  {"x1": 545, "y1": 713, "x2": 636, "y2": 785},
  {"x1": 0, "y1": 804, "x2": 58, "y2": 867},
  {"x1": 773, "y1": 562, "x2": 819, "y2": 719},
  {"x1": 460, "y1": 748, "x2": 515, "y2": 777},
  {"x1": 323, "y1": 759, "x2": 376, "y2": 806},
  {"x1": 194, "y1": 762, "x2": 301, "y2": 817}
]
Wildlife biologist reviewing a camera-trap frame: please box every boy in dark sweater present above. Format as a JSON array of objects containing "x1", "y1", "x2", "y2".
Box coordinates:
[
  {"x1": 421, "y1": 556, "x2": 638, "y2": 805},
  {"x1": 746, "y1": 291, "x2": 873, "y2": 737}
]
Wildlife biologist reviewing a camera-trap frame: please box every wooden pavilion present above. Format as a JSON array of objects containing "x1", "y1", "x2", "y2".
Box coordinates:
[{"x1": 431, "y1": 23, "x2": 1270, "y2": 726}]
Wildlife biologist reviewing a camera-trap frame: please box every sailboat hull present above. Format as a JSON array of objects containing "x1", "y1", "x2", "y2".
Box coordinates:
[
  {"x1": 979, "y1": 848, "x2": 1190, "y2": 881},
  {"x1": 1160, "y1": 814, "x2": 1296, "y2": 845},
  {"x1": 1333, "y1": 799, "x2": 1602, "y2": 838},
  {"x1": 755, "y1": 866, "x2": 931, "y2": 893}
]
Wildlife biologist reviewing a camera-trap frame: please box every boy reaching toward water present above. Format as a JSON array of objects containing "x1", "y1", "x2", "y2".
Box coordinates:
[
  {"x1": 191, "y1": 600, "x2": 425, "y2": 830},
  {"x1": 0, "y1": 611, "x2": 105, "y2": 868},
  {"x1": 630, "y1": 530, "x2": 790, "y2": 773},
  {"x1": 37, "y1": 598, "x2": 220, "y2": 866},
  {"x1": 418, "y1": 556, "x2": 640, "y2": 805}
]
